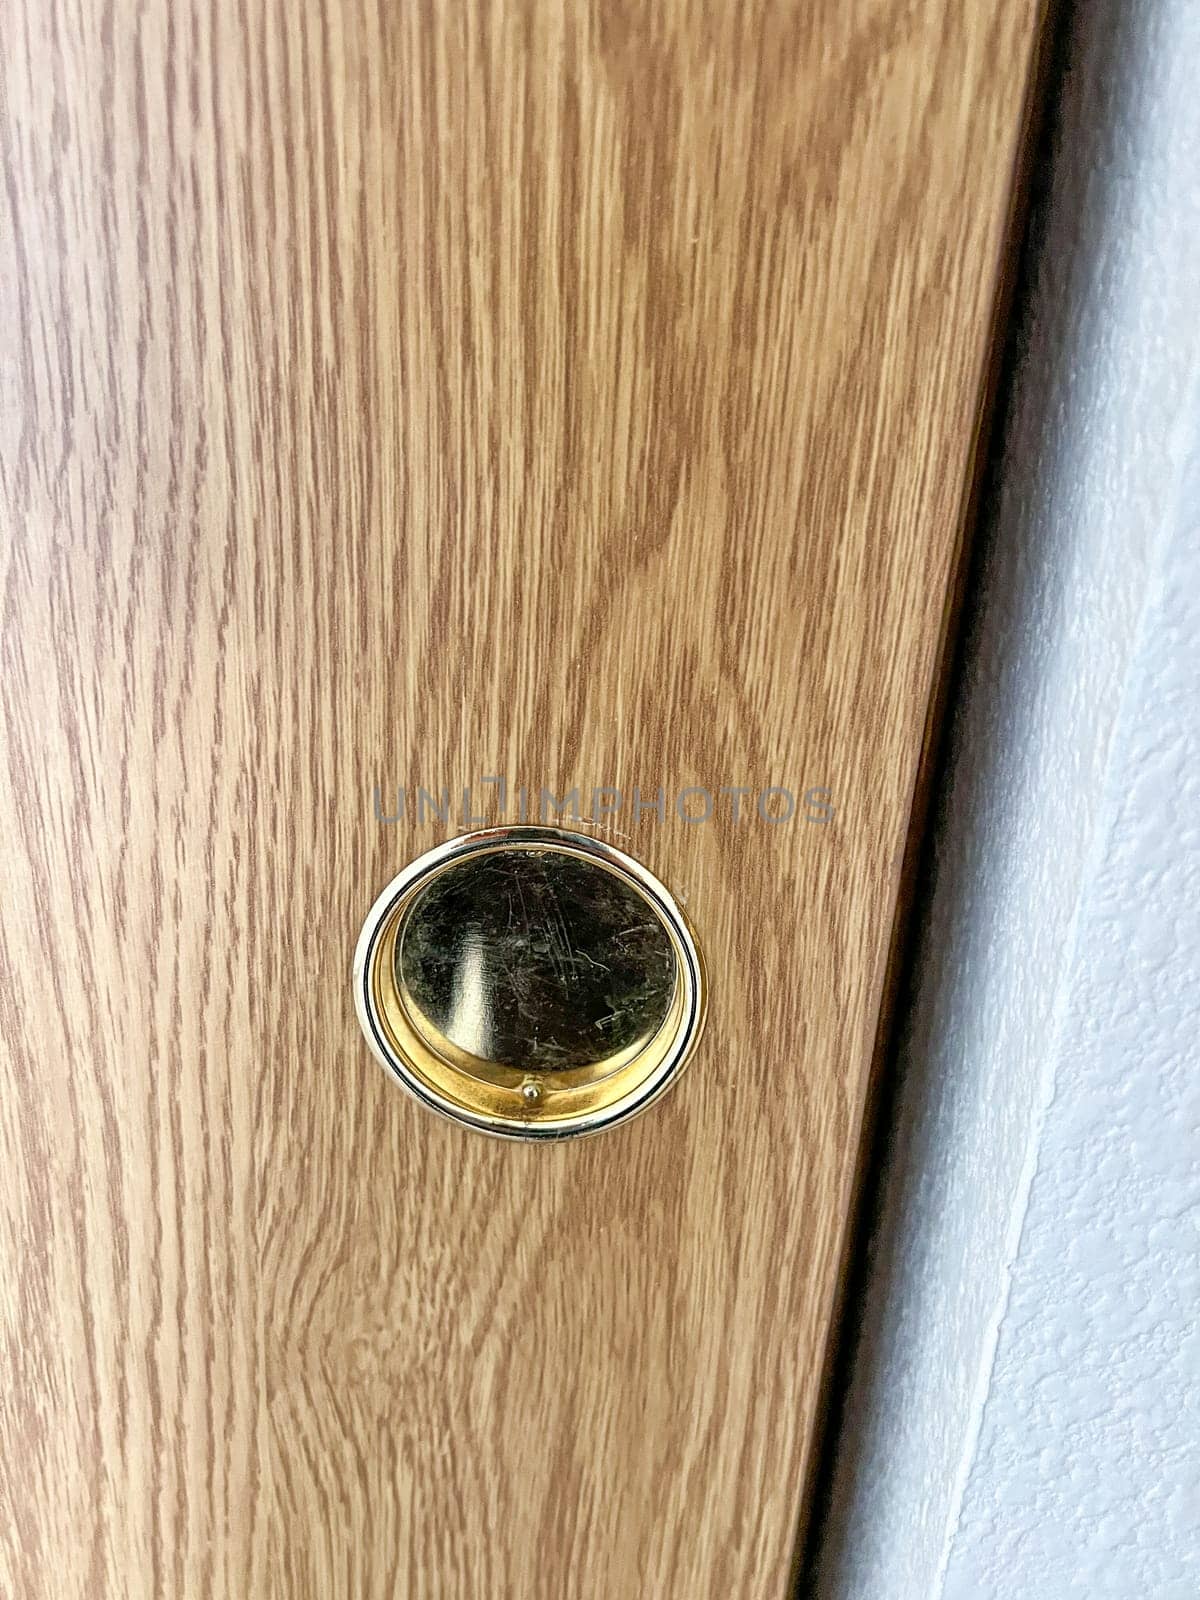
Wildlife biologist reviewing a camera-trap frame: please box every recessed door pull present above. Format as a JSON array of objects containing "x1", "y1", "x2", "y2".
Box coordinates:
[{"x1": 353, "y1": 827, "x2": 705, "y2": 1140}]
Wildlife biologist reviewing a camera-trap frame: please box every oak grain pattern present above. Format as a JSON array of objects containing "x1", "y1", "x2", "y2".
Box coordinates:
[{"x1": 1, "y1": 1, "x2": 1043, "y2": 1595}]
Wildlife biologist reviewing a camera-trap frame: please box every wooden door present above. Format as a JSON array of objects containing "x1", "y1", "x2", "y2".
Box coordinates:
[{"x1": 2, "y1": 1, "x2": 1047, "y2": 1594}]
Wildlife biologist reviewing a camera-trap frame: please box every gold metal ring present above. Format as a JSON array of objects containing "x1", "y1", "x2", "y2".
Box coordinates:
[{"x1": 353, "y1": 827, "x2": 706, "y2": 1140}]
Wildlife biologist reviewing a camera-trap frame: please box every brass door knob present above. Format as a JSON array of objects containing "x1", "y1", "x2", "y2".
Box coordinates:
[{"x1": 353, "y1": 828, "x2": 705, "y2": 1139}]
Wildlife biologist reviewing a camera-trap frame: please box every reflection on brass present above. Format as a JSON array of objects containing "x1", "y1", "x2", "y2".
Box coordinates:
[
  {"x1": 397, "y1": 848, "x2": 677, "y2": 1073},
  {"x1": 353, "y1": 829, "x2": 705, "y2": 1140}
]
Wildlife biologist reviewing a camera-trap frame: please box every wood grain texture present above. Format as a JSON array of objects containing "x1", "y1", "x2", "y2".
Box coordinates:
[{"x1": 1, "y1": 1, "x2": 1044, "y2": 1595}]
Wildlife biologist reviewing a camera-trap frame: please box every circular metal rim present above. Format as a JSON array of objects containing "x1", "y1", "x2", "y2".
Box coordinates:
[{"x1": 352, "y1": 826, "x2": 706, "y2": 1141}]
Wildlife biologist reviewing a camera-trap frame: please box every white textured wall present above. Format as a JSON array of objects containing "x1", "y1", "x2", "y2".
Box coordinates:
[
  {"x1": 942, "y1": 462, "x2": 1200, "y2": 1596},
  {"x1": 812, "y1": 2, "x2": 1200, "y2": 1595}
]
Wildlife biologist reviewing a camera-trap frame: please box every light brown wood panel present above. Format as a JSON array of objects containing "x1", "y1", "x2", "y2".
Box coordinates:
[{"x1": 1, "y1": 1, "x2": 1045, "y2": 1594}]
